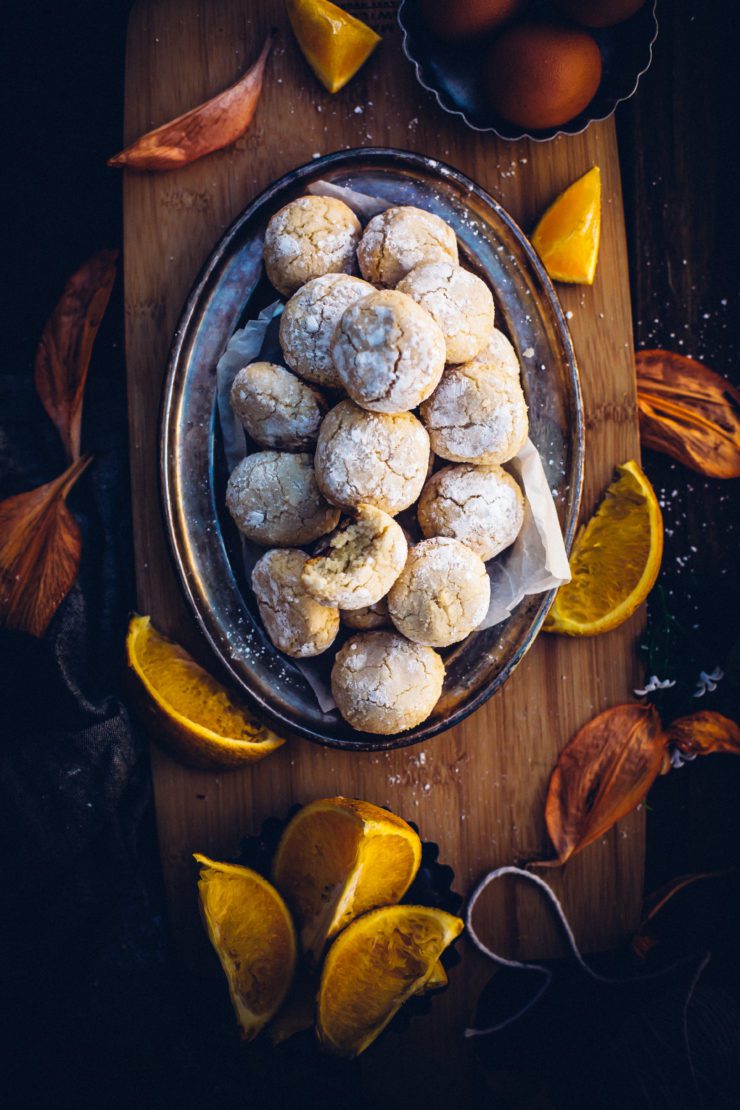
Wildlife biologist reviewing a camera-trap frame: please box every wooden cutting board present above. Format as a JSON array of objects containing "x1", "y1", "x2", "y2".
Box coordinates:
[{"x1": 122, "y1": 0, "x2": 643, "y2": 1098}]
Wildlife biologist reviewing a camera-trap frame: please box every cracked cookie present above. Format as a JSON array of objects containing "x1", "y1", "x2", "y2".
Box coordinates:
[
  {"x1": 331, "y1": 631, "x2": 445, "y2": 734},
  {"x1": 357, "y1": 205, "x2": 459, "y2": 287},
  {"x1": 420, "y1": 360, "x2": 528, "y2": 465},
  {"x1": 341, "y1": 597, "x2": 390, "y2": 630},
  {"x1": 252, "y1": 548, "x2": 340, "y2": 658},
  {"x1": 388, "y1": 536, "x2": 490, "y2": 647},
  {"x1": 279, "y1": 273, "x2": 374, "y2": 388},
  {"x1": 301, "y1": 504, "x2": 408, "y2": 610},
  {"x1": 230, "y1": 361, "x2": 327, "y2": 450},
  {"x1": 263, "y1": 195, "x2": 361, "y2": 297},
  {"x1": 226, "y1": 451, "x2": 340, "y2": 545},
  {"x1": 470, "y1": 327, "x2": 522, "y2": 381},
  {"x1": 417, "y1": 463, "x2": 525, "y2": 561},
  {"x1": 315, "y1": 400, "x2": 430, "y2": 515},
  {"x1": 331, "y1": 289, "x2": 446, "y2": 413},
  {"x1": 397, "y1": 261, "x2": 494, "y2": 364}
]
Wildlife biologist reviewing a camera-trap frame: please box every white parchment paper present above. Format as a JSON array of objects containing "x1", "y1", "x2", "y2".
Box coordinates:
[
  {"x1": 481, "y1": 439, "x2": 571, "y2": 628},
  {"x1": 215, "y1": 184, "x2": 571, "y2": 712}
]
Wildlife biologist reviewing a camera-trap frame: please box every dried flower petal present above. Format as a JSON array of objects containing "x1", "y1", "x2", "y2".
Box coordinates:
[
  {"x1": 0, "y1": 457, "x2": 91, "y2": 637},
  {"x1": 633, "y1": 674, "x2": 676, "y2": 696},
  {"x1": 693, "y1": 666, "x2": 724, "y2": 698},
  {"x1": 666, "y1": 710, "x2": 740, "y2": 756},
  {"x1": 34, "y1": 249, "x2": 118, "y2": 462},
  {"x1": 108, "y1": 33, "x2": 274, "y2": 171},
  {"x1": 542, "y1": 704, "x2": 668, "y2": 865},
  {"x1": 636, "y1": 349, "x2": 740, "y2": 478}
]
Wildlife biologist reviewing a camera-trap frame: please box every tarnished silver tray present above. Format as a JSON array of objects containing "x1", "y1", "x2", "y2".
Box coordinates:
[{"x1": 160, "y1": 148, "x2": 583, "y2": 751}]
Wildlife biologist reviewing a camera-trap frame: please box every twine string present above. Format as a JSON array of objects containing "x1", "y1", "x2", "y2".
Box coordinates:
[
  {"x1": 464, "y1": 865, "x2": 615, "y2": 1038},
  {"x1": 464, "y1": 864, "x2": 709, "y2": 1046}
]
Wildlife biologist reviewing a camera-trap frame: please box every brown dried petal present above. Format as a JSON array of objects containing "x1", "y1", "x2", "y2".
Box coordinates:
[
  {"x1": 543, "y1": 703, "x2": 668, "y2": 865},
  {"x1": 631, "y1": 870, "x2": 728, "y2": 961},
  {"x1": 0, "y1": 457, "x2": 91, "y2": 638},
  {"x1": 666, "y1": 710, "x2": 740, "y2": 756},
  {"x1": 108, "y1": 32, "x2": 273, "y2": 171},
  {"x1": 34, "y1": 249, "x2": 118, "y2": 462},
  {"x1": 636, "y1": 349, "x2": 740, "y2": 478}
]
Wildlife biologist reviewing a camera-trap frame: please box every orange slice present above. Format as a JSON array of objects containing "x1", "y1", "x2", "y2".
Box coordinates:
[
  {"x1": 269, "y1": 958, "x2": 448, "y2": 1046},
  {"x1": 286, "y1": 0, "x2": 381, "y2": 94},
  {"x1": 125, "y1": 614, "x2": 284, "y2": 769},
  {"x1": 195, "y1": 855, "x2": 296, "y2": 1040},
  {"x1": 414, "y1": 959, "x2": 448, "y2": 994},
  {"x1": 544, "y1": 459, "x2": 663, "y2": 636},
  {"x1": 271, "y1": 797, "x2": 422, "y2": 964},
  {"x1": 317, "y1": 904, "x2": 463, "y2": 1057},
  {"x1": 531, "y1": 165, "x2": 601, "y2": 284}
]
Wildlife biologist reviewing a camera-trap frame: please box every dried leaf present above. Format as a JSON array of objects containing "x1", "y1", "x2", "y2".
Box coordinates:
[
  {"x1": 666, "y1": 710, "x2": 740, "y2": 756},
  {"x1": 636, "y1": 349, "x2": 740, "y2": 478},
  {"x1": 0, "y1": 457, "x2": 91, "y2": 638},
  {"x1": 108, "y1": 32, "x2": 274, "y2": 171},
  {"x1": 543, "y1": 704, "x2": 668, "y2": 865},
  {"x1": 34, "y1": 250, "x2": 118, "y2": 462},
  {"x1": 631, "y1": 870, "x2": 728, "y2": 960}
]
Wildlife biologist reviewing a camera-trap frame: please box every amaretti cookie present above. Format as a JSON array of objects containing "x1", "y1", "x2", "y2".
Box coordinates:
[
  {"x1": 315, "y1": 400, "x2": 430, "y2": 515},
  {"x1": 301, "y1": 504, "x2": 407, "y2": 610},
  {"x1": 279, "y1": 273, "x2": 374, "y2": 388},
  {"x1": 252, "y1": 549, "x2": 339, "y2": 658},
  {"x1": 471, "y1": 328, "x2": 522, "y2": 380},
  {"x1": 263, "y1": 196, "x2": 361, "y2": 297},
  {"x1": 331, "y1": 631, "x2": 445, "y2": 734},
  {"x1": 397, "y1": 262, "x2": 494, "y2": 364},
  {"x1": 388, "y1": 537, "x2": 490, "y2": 647},
  {"x1": 226, "y1": 451, "x2": 340, "y2": 545},
  {"x1": 420, "y1": 361, "x2": 528, "y2": 465},
  {"x1": 417, "y1": 463, "x2": 525, "y2": 561},
  {"x1": 341, "y1": 598, "x2": 390, "y2": 631},
  {"x1": 230, "y1": 362, "x2": 326, "y2": 450},
  {"x1": 331, "y1": 289, "x2": 446, "y2": 413},
  {"x1": 357, "y1": 205, "x2": 459, "y2": 287}
]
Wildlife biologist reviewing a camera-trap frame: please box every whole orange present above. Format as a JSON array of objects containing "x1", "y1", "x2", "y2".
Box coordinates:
[
  {"x1": 419, "y1": 0, "x2": 525, "y2": 42},
  {"x1": 553, "y1": 0, "x2": 646, "y2": 28},
  {"x1": 485, "y1": 22, "x2": 602, "y2": 129}
]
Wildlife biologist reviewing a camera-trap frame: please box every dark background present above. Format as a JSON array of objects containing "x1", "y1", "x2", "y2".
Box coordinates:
[{"x1": 1, "y1": 1, "x2": 739, "y2": 1107}]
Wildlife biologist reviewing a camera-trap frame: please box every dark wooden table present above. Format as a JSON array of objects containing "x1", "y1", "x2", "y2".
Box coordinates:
[{"x1": 616, "y1": 0, "x2": 740, "y2": 890}]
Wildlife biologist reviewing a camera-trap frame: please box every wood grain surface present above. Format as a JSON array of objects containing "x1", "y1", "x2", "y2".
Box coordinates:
[{"x1": 122, "y1": 0, "x2": 644, "y2": 1097}]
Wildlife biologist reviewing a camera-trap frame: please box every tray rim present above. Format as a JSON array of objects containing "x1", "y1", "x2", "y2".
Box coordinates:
[{"x1": 160, "y1": 147, "x2": 584, "y2": 751}]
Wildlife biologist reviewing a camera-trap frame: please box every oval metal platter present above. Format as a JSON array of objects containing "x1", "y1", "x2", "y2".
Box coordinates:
[{"x1": 161, "y1": 148, "x2": 584, "y2": 751}]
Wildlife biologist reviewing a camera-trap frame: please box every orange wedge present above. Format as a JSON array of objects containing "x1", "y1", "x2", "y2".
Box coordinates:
[
  {"x1": 317, "y1": 904, "x2": 463, "y2": 1057},
  {"x1": 195, "y1": 855, "x2": 296, "y2": 1039},
  {"x1": 272, "y1": 797, "x2": 422, "y2": 964},
  {"x1": 269, "y1": 959, "x2": 446, "y2": 1046},
  {"x1": 125, "y1": 614, "x2": 284, "y2": 769},
  {"x1": 415, "y1": 959, "x2": 448, "y2": 993},
  {"x1": 286, "y1": 0, "x2": 381, "y2": 94},
  {"x1": 531, "y1": 165, "x2": 601, "y2": 284},
  {"x1": 544, "y1": 459, "x2": 663, "y2": 636}
]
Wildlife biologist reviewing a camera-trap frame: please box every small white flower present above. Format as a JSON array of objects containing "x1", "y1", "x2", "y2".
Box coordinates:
[
  {"x1": 633, "y1": 675, "x2": 676, "y2": 696},
  {"x1": 693, "y1": 666, "x2": 724, "y2": 698}
]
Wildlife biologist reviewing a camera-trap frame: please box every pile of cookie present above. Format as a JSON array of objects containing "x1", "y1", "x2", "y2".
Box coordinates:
[{"x1": 226, "y1": 194, "x2": 528, "y2": 735}]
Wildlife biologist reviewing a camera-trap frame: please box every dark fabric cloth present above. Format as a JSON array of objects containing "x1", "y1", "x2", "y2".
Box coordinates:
[{"x1": 0, "y1": 277, "x2": 171, "y2": 1105}]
